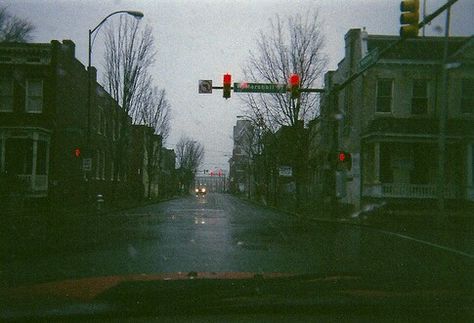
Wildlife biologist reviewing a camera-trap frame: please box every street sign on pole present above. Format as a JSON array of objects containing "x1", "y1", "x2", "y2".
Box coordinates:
[
  {"x1": 358, "y1": 48, "x2": 379, "y2": 71},
  {"x1": 198, "y1": 80, "x2": 213, "y2": 93},
  {"x1": 279, "y1": 166, "x2": 293, "y2": 177},
  {"x1": 83, "y1": 158, "x2": 92, "y2": 171},
  {"x1": 234, "y1": 82, "x2": 287, "y2": 93}
]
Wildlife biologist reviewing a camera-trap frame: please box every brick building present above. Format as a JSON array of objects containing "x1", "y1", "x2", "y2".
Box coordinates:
[{"x1": 0, "y1": 40, "x2": 132, "y2": 212}]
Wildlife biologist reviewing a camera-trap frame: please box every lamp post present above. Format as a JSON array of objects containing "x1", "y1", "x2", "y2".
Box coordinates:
[
  {"x1": 86, "y1": 10, "x2": 143, "y2": 153},
  {"x1": 85, "y1": 10, "x2": 143, "y2": 212}
]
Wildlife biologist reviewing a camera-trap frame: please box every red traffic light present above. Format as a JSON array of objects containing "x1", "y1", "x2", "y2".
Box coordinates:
[
  {"x1": 338, "y1": 152, "x2": 346, "y2": 162},
  {"x1": 288, "y1": 74, "x2": 300, "y2": 99},
  {"x1": 223, "y1": 74, "x2": 231, "y2": 85},
  {"x1": 223, "y1": 73, "x2": 232, "y2": 99},
  {"x1": 289, "y1": 74, "x2": 300, "y2": 87},
  {"x1": 336, "y1": 151, "x2": 352, "y2": 170}
]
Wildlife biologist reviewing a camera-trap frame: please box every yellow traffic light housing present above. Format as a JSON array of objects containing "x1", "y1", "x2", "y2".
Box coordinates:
[{"x1": 400, "y1": 0, "x2": 419, "y2": 38}]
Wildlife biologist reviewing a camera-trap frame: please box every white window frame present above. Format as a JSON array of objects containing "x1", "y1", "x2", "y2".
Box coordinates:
[
  {"x1": 98, "y1": 107, "x2": 104, "y2": 134},
  {"x1": 25, "y1": 79, "x2": 43, "y2": 113},
  {"x1": 0, "y1": 79, "x2": 13, "y2": 112},
  {"x1": 411, "y1": 79, "x2": 429, "y2": 115},
  {"x1": 461, "y1": 78, "x2": 474, "y2": 114},
  {"x1": 375, "y1": 79, "x2": 393, "y2": 114}
]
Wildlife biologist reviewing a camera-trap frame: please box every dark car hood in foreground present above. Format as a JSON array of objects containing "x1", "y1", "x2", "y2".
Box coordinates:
[{"x1": 2, "y1": 271, "x2": 473, "y2": 321}]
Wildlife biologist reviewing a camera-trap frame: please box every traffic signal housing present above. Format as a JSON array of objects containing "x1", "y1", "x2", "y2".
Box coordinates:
[
  {"x1": 223, "y1": 74, "x2": 231, "y2": 99},
  {"x1": 400, "y1": 0, "x2": 419, "y2": 38},
  {"x1": 329, "y1": 151, "x2": 352, "y2": 171},
  {"x1": 74, "y1": 147, "x2": 82, "y2": 158},
  {"x1": 288, "y1": 73, "x2": 300, "y2": 100}
]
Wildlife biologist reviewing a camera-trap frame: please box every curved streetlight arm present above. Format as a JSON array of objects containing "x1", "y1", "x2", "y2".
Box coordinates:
[
  {"x1": 87, "y1": 9, "x2": 143, "y2": 153},
  {"x1": 90, "y1": 10, "x2": 143, "y2": 35},
  {"x1": 88, "y1": 10, "x2": 143, "y2": 68}
]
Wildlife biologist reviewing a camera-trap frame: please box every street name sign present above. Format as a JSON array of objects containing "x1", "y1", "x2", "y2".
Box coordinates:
[
  {"x1": 83, "y1": 158, "x2": 92, "y2": 171},
  {"x1": 358, "y1": 48, "x2": 379, "y2": 71},
  {"x1": 279, "y1": 166, "x2": 293, "y2": 177},
  {"x1": 234, "y1": 82, "x2": 287, "y2": 93}
]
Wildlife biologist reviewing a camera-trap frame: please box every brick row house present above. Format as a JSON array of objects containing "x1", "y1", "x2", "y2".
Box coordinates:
[
  {"x1": 0, "y1": 40, "x2": 175, "y2": 213},
  {"x1": 313, "y1": 29, "x2": 474, "y2": 213}
]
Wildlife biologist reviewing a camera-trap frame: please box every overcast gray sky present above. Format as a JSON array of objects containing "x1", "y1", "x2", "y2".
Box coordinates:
[{"x1": 4, "y1": 0, "x2": 473, "y2": 172}]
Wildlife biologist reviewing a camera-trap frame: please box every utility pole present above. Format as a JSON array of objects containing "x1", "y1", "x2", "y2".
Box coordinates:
[{"x1": 437, "y1": 6, "x2": 451, "y2": 216}]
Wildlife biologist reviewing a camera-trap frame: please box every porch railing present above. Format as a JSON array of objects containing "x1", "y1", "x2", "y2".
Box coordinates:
[
  {"x1": 363, "y1": 183, "x2": 458, "y2": 199},
  {"x1": 18, "y1": 174, "x2": 48, "y2": 196}
]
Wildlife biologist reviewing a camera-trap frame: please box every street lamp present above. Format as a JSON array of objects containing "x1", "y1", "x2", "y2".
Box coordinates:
[{"x1": 86, "y1": 10, "x2": 144, "y2": 152}]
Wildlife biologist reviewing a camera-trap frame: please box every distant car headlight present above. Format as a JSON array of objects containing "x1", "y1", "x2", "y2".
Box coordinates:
[
  {"x1": 195, "y1": 188, "x2": 199, "y2": 192},
  {"x1": 202, "y1": 188, "x2": 206, "y2": 193}
]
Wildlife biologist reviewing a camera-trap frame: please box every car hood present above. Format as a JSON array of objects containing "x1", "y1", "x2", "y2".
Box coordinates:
[{"x1": 1, "y1": 271, "x2": 472, "y2": 321}]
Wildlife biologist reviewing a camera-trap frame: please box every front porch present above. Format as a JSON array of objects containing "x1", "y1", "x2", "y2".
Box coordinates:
[
  {"x1": 0, "y1": 128, "x2": 50, "y2": 198},
  {"x1": 364, "y1": 182, "x2": 459, "y2": 199},
  {"x1": 362, "y1": 140, "x2": 471, "y2": 201}
]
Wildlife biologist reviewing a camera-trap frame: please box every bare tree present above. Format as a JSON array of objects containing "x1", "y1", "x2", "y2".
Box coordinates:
[
  {"x1": 242, "y1": 11, "x2": 326, "y2": 131},
  {"x1": 102, "y1": 15, "x2": 156, "y2": 194},
  {"x1": 0, "y1": 6, "x2": 35, "y2": 42},
  {"x1": 103, "y1": 16, "x2": 155, "y2": 115},
  {"x1": 129, "y1": 76, "x2": 171, "y2": 142},
  {"x1": 175, "y1": 136, "x2": 205, "y2": 192}
]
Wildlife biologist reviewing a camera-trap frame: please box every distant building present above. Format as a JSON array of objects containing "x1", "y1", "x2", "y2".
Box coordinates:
[
  {"x1": 159, "y1": 147, "x2": 177, "y2": 198},
  {"x1": 229, "y1": 119, "x2": 253, "y2": 195},
  {"x1": 312, "y1": 29, "x2": 474, "y2": 212},
  {"x1": 130, "y1": 125, "x2": 162, "y2": 200}
]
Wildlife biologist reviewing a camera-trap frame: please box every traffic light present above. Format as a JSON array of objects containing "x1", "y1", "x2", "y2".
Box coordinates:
[
  {"x1": 223, "y1": 73, "x2": 231, "y2": 99},
  {"x1": 400, "y1": 0, "x2": 419, "y2": 38},
  {"x1": 329, "y1": 151, "x2": 352, "y2": 171},
  {"x1": 288, "y1": 73, "x2": 300, "y2": 100},
  {"x1": 74, "y1": 147, "x2": 81, "y2": 158},
  {"x1": 337, "y1": 151, "x2": 352, "y2": 171}
]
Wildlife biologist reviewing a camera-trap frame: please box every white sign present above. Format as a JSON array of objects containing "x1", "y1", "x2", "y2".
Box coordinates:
[
  {"x1": 198, "y1": 80, "x2": 212, "y2": 94},
  {"x1": 279, "y1": 166, "x2": 293, "y2": 177},
  {"x1": 82, "y1": 158, "x2": 92, "y2": 171}
]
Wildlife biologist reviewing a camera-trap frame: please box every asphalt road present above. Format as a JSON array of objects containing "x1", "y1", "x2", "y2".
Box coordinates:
[{"x1": 2, "y1": 193, "x2": 473, "y2": 288}]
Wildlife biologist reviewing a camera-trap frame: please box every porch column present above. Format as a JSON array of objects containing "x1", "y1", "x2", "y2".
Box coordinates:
[
  {"x1": 374, "y1": 142, "x2": 381, "y2": 183},
  {"x1": 32, "y1": 133, "x2": 38, "y2": 191}
]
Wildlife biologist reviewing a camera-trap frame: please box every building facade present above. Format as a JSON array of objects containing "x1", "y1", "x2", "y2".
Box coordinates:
[
  {"x1": 314, "y1": 29, "x2": 474, "y2": 213},
  {"x1": 0, "y1": 40, "x2": 172, "y2": 213}
]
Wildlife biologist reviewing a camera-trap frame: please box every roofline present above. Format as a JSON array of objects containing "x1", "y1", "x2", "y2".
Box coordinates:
[{"x1": 367, "y1": 34, "x2": 470, "y2": 41}]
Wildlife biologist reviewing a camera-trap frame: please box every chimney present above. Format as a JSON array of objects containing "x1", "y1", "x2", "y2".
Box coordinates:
[{"x1": 62, "y1": 39, "x2": 76, "y2": 59}]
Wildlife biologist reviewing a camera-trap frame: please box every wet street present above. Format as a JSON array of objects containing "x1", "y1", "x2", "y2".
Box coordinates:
[{"x1": 2, "y1": 193, "x2": 474, "y2": 288}]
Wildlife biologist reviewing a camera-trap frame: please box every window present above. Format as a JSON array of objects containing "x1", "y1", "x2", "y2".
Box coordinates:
[
  {"x1": 110, "y1": 160, "x2": 115, "y2": 181},
  {"x1": 461, "y1": 79, "x2": 474, "y2": 113},
  {"x1": 5, "y1": 138, "x2": 33, "y2": 175},
  {"x1": 101, "y1": 150, "x2": 106, "y2": 180},
  {"x1": 380, "y1": 144, "x2": 393, "y2": 183},
  {"x1": 96, "y1": 149, "x2": 101, "y2": 179},
  {"x1": 0, "y1": 79, "x2": 13, "y2": 112},
  {"x1": 26, "y1": 80, "x2": 43, "y2": 113},
  {"x1": 412, "y1": 79, "x2": 428, "y2": 115},
  {"x1": 98, "y1": 108, "x2": 104, "y2": 134},
  {"x1": 36, "y1": 141, "x2": 48, "y2": 175},
  {"x1": 376, "y1": 79, "x2": 392, "y2": 113}
]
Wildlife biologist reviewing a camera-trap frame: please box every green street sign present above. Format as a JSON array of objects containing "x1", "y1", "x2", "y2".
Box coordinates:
[
  {"x1": 234, "y1": 82, "x2": 287, "y2": 93},
  {"x1": 358, "y1": 48, "x2": 379, "y2": 71}
]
